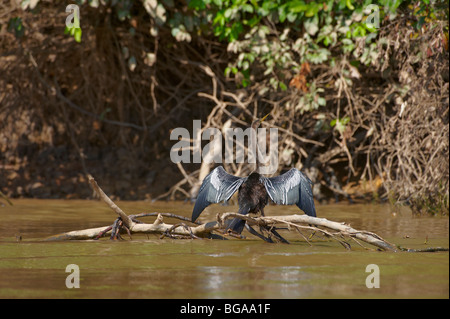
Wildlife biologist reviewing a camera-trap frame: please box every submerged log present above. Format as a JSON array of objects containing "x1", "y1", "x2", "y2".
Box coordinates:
[{"x1": 45, "y1": 175, "x2": 401, "y2": 252}]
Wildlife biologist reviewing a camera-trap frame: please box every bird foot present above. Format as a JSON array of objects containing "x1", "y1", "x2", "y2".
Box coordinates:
[
  {"x1": 94, "y1": 217, "x2": 131, "y2": 240},
  {"x1": 223, "y1": 229, "x2": 246, "y2": 239}
]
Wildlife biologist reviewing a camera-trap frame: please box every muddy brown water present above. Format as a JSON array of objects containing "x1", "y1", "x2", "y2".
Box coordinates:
[{"x1": 0, "y1": 199, "x2": 448, "y2": 298}]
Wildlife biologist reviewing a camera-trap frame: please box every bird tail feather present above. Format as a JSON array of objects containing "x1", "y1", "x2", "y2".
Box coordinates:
[{"x1": 226, "y1": 204, "x2": 251, "y2": 234}]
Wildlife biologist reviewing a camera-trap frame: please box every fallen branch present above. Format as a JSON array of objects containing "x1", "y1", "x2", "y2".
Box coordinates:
[
  {"x1": 88, "y1": 174, "x2": 134, "y2": 229},
  {"x1": 45, "y1": 209, "x2": 397, "y2": 251},
  {"x1": 45, "y1": 176, "x2": 447, "y2": 253},
  {"x1": 217, "y1": 212, "x2": 396, "y2": 251}
]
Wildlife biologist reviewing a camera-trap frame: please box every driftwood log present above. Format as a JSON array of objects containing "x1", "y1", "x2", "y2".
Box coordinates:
[{"x1": 42, "y1": 175, "x2": 409, "y2": 252}]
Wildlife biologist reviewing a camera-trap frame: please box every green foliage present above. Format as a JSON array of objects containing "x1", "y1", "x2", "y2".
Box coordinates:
[
  {"x1": 410, "y1": 0, "x2": 449, "y2": 31},
  {"x1": 7, "y1": 17, "x2": 25, "y2": 39},
  {"x1": 21, "y1": 0, "x2": 446, "y2": 95},
  {"x1": 182, "y1": 0, "x2": 402, "y2": 92},
  {"x1": 64, "y1": 26, "x2": 82, "y2": 43},
  {"x1": 18, "y1": 0, "x2": 448, "y2": 110},
  {"x1": 330, "y1": 116, "x2": 350, "y2": 133},
  {"x1": 293, "y1": 82, "x2": 326, "y2": 114},
  {"x1": 64, "y1": 13, "x2": 82, "y2": 43}
]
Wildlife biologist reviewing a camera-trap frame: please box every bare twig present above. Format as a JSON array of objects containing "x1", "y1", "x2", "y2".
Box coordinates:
[{"x1": 88, "y1": 175, "x2": 134, "y2": 229}]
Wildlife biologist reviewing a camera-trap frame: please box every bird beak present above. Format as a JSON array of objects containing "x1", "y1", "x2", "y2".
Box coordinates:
[{"x1": 260, "y1": 113, "x2": 270, "y2": 122}]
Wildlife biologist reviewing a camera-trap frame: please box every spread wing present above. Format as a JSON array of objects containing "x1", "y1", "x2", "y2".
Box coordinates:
[
  {"x1": 262, "y1": 168, "x2": 316, "y2": 217},
  {"x1": 192, "y1": 166, "x2": 245, "y2": 222}
]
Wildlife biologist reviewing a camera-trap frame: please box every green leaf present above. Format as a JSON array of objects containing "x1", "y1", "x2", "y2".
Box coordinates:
[
  {"x1": 224, "y1": 66, "x2": 231, "y2": 77},
  {"x1": 7, "y1": 17, "x2": 25, "y2": 38},
  {"x1": 306, "y1": 48, "x2": 330, "y2": 64},
  {"x1": 213, "y1": 11, "x2": 225, "y2": 26},
  {"x1": 318, "y1": 97, "x2": 326, "y2": 106},
  {"x1": 415, "y1": 16, "x2": 426, "y2": 30},
  {"x1": 229, "y1": 21, "x2": 243, "y2": 41},
  {"x1": 279, "y1": 5, "x2": 287, "y2": 23},
  {"x1": 364, "y1": 22, "x2": 377, "y2": 33},
  {"x1": 286, "y1": 11, "x2": 298, "y2": 22},
  {"x1": 171, "y1": 27, "x2": 179, "y2": 37},
  {"x1": 346, "y1": 0, "x2": 354, "y2": 10},
  {"x1": 352, "y1": 24, "x2": 366, "y2": 37},
  {"x1": 188, "y1": 0, "x2": 206, "y2": 10},
  {"x1": 74, "y1": 28, "x2": 82, "y2": 42},
  {"x1": 290, "y1": 1, "x2": 308, "y2": 13},
  {"x1": 305, "y1": 3, "x2": 320, "y2": 17},
  {"x1": 304, "y1": 15, "x2": 319, "y2": 35},
  {"x1": 247, "y1": 15, "x2": 260, "y2": 27},
  {"x1": 324, "y1": 0, "x2": 334, "y2": 12},
  {"x1": 331, "y1": 117, "x2": 350, "y2": 133},
  {"x1": 224, "y1": 7, "x2": 234, "y2": 18},
  {"x1": 241, "y1": 3, "x2": 253, "y2": 13}
]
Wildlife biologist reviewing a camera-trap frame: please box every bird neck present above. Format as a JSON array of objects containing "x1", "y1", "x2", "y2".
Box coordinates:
[
  {"x1": 248, "y1": 172, "x2": 261, "y2": 182},
  {"x1": 252, "y1": 127, "x2": 269, "y2": 175},
  {"x1": 250, "y1": 126, "x2": 261, "y2": 174}
]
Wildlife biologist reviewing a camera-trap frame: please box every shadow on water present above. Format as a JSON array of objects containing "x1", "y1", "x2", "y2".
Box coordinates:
[{"x1": 0, "y1": 199, "x2": 448, "y2": 298}]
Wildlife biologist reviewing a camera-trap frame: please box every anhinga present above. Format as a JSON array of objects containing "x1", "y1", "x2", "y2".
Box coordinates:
[{"x1": 191, "y1": 115, "x2": 316, "y2": 237}]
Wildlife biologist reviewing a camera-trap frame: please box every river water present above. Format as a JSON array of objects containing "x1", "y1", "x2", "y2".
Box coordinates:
[{"x1": 0, "y1": 199, "x2": 448, "y2": 298}]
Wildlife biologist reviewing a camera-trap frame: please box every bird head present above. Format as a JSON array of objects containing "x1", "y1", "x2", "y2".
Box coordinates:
[{"x1": 251, "y1": 113, "x2": 270, "y2": 129}]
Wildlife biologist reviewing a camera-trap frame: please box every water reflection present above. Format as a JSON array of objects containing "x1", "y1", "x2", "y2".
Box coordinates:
[{"x1": 195, "y1": 265, "x2": 313, "y2": 298}]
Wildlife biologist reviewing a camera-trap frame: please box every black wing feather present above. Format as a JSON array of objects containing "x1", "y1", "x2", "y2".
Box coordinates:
[
  {"x1": 192, "y1": 166, "x2": 245, "y2": 222},
  {"x1": 262, "y1": 168, "x2": 316, "y2": 217}
]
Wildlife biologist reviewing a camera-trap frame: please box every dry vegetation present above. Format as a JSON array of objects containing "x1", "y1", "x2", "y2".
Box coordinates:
[{"x1": 0, "y1": 1, "x2": 448, "y2": 214}]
